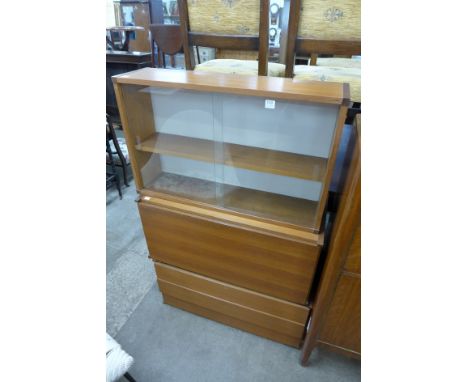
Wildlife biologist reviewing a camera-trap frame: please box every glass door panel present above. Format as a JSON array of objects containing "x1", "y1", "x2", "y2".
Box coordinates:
[
  {"x1": 126, "y1": 85, "x2": 218, "y2": 204},
  {"x1": 122, "y1": 83, "x2": 339, "y2": 229},
  {"x1": 215, "y1": 94, "x2": 339, "y2": 229}
]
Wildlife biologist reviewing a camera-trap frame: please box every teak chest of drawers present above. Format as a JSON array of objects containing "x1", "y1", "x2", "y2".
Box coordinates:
[{"x1": 113, "y1": 68, "x2": 349, "y2": 348}]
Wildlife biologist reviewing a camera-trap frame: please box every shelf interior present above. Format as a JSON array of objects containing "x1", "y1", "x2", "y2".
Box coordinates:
[
  {"x1": 135, "y1": 133, "x2": 328, "y2": 181},
  {"x1": 146, "y1": 172, "x2": 318, "y2": 229}
]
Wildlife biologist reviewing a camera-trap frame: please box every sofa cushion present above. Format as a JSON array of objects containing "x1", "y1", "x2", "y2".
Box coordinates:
[
  {"x1": 294, "y1": 65, "x2": 361, "y2": 102},
  {"x1": 195, "y1": 59, "x2": 285, "y2": 77}
]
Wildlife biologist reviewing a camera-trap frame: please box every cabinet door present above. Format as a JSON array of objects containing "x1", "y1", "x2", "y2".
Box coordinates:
[
  {"x1": 214, "y1": 93, "x2": 339, "y2": 231},
  {"x1": 138, "y1": 200, "x2": 321, "y2": 304}
]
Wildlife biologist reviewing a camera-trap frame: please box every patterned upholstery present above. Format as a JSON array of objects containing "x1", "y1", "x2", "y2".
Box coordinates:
[
  {"x1": 294, "y1": 65, "x2": 361, "y2": 102},
  {"x1": 195, "y1": 59, "x2": 286, "y2": 77},
  {"x1": 294, "y1": 0, "x2": 361, "y2": 103},
  {"x1": 187, "y1": 0, "x2": 260, "y2": 34},
  {"x1": 215, "y1": 50, "x2": 258, "y2": 60},
  {"x1": 317, "y1": 57, "x2": 360, "y2": 69},
  {"x1": 298, "y1": 0, "x2": 361, "y2": 40}
]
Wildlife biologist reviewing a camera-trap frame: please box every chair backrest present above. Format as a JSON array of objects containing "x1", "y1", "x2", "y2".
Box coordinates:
[
  {"x1": 106, "y1": 114, "x2": 117, "y2": 142},
  {"x1": 177, "y1": 0, "x2": 270, "y2": 75},
  {"x1": 299, "y1": 0, "x2": 360, "y2": 40},
  {"x1": 284, "y1": 0, "x2": 361, "y2": 77},
  {"x1": 149, "y1": 24, "x2": 184, "y2": 68}
]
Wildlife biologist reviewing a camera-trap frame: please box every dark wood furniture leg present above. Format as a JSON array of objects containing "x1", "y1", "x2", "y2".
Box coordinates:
[
  {"x1": 106, "y1": 138, "x2": 123, "y2": 199},
  {"x1": 107, "y1": 115, "x2": 129, "y2": 187},
  {"x1": 124, "y1": 372, "x2": 137, "y2": 382}
]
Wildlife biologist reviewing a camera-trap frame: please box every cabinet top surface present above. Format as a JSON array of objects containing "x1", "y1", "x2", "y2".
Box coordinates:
[{"x1": 112, "y1": 68, "x2": 349, "y2": 105}]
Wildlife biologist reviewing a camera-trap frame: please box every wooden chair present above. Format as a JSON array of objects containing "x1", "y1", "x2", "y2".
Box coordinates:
[
  {"x1": 177, "y1": 0, "x2": 283, "y2": 76},
  {"x1": 106, "y1": 114, "x2": 131, "y2": 187},
  {"x1": 283, "y1": 0, "x2": 361, "y2": 108},
  {"x1": 106, "y1": 120, "x2": 123, "y2": 199},
  {"x1": 149, "y1": 24, "x2": 184, "y2": 68}
]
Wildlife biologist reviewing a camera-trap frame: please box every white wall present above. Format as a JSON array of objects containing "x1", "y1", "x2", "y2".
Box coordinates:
[{"x1": 106, "y1": 0, "x2": 117, "y2": 27}]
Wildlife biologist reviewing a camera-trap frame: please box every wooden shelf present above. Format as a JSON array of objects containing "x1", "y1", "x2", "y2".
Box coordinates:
[
  {"x1": 147, "y1": 173, "x2": 318, "y2": 229},
  {"x1": 135, "y1": 133, "x2": 327, "y2": 181}
]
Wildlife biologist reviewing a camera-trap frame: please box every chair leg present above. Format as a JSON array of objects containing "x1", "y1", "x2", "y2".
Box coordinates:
[
  {"x1": 122, "y1": 163, "x2": 129, "y2": 187},
  {"x1": 107, "y1": 114, "x2": 129, "y2": 188},
  {"x1": 106, "y1": 140, "x2": 122, "y2": 199},
  {"x1": 116, "y1": 172, "x2": 122, "y2": 199},
  {"x1": 124, "y1": 372, "x2": 137, "y2": 382}
]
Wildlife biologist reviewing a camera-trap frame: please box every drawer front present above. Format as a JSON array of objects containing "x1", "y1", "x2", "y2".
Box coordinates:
[
  {"x1": 155, "y1": 262, "x2": 310, "y2": 347},
  {"x1": 139, "y1": 202, "x2": 320, "y2": 304}
]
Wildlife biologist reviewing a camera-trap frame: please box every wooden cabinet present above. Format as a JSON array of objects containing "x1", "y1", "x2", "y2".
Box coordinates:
[
  {"x1": 301, "y1": 115, "x2": 361, "y2": 363},
  {"x1": 113, "y1": 68, "x2": 349, "y2": 348}
]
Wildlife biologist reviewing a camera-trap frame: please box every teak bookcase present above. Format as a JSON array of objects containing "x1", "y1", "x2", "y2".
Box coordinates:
[{"x1": 113, "y1": 68, "x2": 349, "y2": 348}]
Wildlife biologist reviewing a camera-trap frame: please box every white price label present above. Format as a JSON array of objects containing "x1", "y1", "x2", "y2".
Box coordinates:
[
  {"x1": 265, "y1": 99, "x2": 276, "y2": 109},
  {"x1": 143, "y1": 196, "x2": 151, "y2": 201}
]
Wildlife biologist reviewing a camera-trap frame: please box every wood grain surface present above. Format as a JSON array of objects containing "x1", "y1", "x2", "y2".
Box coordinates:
[
  {"x1": 318, "y1": 274, "x2": 360, "y2": 352},
  {"x1": 139, "y1": 195, "x2": 320, "y2": 243},
  {"x1": 300, "y1": 113, "x2": 361, "y2": 364},
  {"x1": 313, "y1": 104, "x2": 348, "y2": 231},
  {"x1": 113, "y1": 83, "x2": 161, "y2": 190},
  {"x1": 113, "y1": 67, "x2": 348, "y2": 105},
  {"x1": 159, "y1": 280, "x2": 306, "y2": 338},
  {"x1": 139, "y1": 200, "x2": 320, "y2": 304},
  {"x1": 343, "y1": 225, "x2": 360, "y2": 274},
  {"x1": 163, "y1": 295, "x2": 303, "y2": 347},
  {"x1": 155, "y1": 262, "x2": 310, "y2": 323}
]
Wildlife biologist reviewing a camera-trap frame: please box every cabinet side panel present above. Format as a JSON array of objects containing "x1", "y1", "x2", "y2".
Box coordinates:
[
  {"x1": 117, "y1": 84, "x2": 161, "y2": 189},
  {"x1": 313, "y1": 104, "x2": 348, "y2": 231},
  {"x1": 318, "y1": 274, "x2": 361, "y2": 353},
  {"x1": 344, "y1": 224, "x2": 361, "y2": 274}
]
